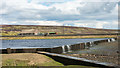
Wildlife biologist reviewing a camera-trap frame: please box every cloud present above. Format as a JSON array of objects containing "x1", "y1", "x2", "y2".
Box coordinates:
[
  {"x1": 0, "y1": 0, "x2": 118, "y2": 29},
  {"x1": 73, "y1": 20, "x2": 118, "y2": 29},
  {"x1": 95, "y1": 22, "x2": 108, "y2": 28},
  {"x1": 1, "y1": 0, "x2": 118, "y2": 21},
  {"x1": 2, "y1": 20, "x2": 63, "y2": 26},
  {"x1": 31, "y1": 0, "x2": 119, "y2": 2},
  {"x1": 24, "y1": 20, "x2": 63, "y2": 26}
]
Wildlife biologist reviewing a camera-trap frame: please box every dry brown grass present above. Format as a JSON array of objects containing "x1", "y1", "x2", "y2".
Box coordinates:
[
  {"x1": 1, "y1": 25, "x2": 119, "y2": 36},
  {"x1": 2, "y1": 35, "x2": 118, "y2": 40},
  {"x1": 2, "y1": 53, "x2": 63, "y2": 66}
]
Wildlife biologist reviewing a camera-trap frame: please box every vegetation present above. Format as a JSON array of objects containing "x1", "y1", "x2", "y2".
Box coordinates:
[
  {"x1": 2, "y1": 59, "x2": 63, "y2": 66},
  {"x1": 38, "y1": 56, "x2": 63, "y2": 66},
  {"x1": 2, "y1": 59, "x2": 29, "y2": 66},
  {"x1": 1, "y1": 31, "x2": 20, "y2": 36},
  {"x1": 2, "y1": 35, "x2": 118, "y2": 40},
  {"x1": 1, "y1": 25, "x2": 119, "y2": 36},
  {"x1": 2, "y1": 53, "x2": 96, "y2": 67},
  {"x1": 2, "y1": 53, "x2": 63, "y2": 66}
]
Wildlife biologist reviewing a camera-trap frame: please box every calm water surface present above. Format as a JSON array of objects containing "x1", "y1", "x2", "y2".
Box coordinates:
[{"x1": 2, "y1": 38, "x2": 108, "y2": 49}]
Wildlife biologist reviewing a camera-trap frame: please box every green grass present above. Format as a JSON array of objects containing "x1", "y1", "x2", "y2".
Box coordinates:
[
  {"x1": 2, "y1": 58, "x2": 63, "y2": 66},
  {"x1": 38, "y1": 61, "x2": 63, "y2": 66},
  {"x1": 2, "y1": 55, "x2": 63, "y2": 66},
  {"x1": 2, "y1": 56, "x2": 96, "y2": 67},
  {"x1": 38, "y1": 56, "x2": 63, "y2": 66},
  {"x1": 1, "y1": 31, "x2": 20, "y2": 36},
  {"x1": 2, "y1": 59, "x2": 29, "y2": 66},
  {"x1": 57, "y1": 65, "x2": 97, "y2": 68}
]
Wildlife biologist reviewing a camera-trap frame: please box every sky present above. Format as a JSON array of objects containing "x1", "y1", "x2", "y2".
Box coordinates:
[{"x1": 0, "y1": 0, "x2": 119, "y2": 29}]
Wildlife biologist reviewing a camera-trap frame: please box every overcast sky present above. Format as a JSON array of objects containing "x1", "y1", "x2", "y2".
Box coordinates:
[{"x1": 0, "y1": 0, "x2": 119, "y2": 29}]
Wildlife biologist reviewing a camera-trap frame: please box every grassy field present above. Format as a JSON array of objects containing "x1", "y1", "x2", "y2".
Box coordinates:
[
  {"x1": 1, "y1": 53, "x2": 96, "y2": 67},
  {"x1": 1, "y1": 25, "x2": 119, "y2": 36},
  {"x1": 2, "y1": 35, "x2": 118, "y2": 40},
  {"x1": 2, "y1": 53, "x2": 63, "y2": 66}
]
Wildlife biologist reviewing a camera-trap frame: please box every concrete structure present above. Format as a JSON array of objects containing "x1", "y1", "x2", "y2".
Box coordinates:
[
  {"x1": 48, "y1": 32, "x2": 57, "y2": 35},
  {"x1": 19, "y1": 29, "x2": 39, "y2": 35},
  {"x1": 50, "y1": 47, "x2": 63, "y2": 54},
  {"x1": 0, "y1": 38, "x2": 118, "y2": 68},
  {"x1": 0, "y1": 38, "x2": 117, "y2": 54},
  {"x1": 38, "y1": 51, "x2": 118, "y2": 68}
]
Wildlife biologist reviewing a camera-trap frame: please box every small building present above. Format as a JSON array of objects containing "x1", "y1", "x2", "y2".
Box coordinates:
[
  {"x1": 18, "y1": 29, "x2": 39, "y2": 36},
  {"x1": 48, "y1": 32, "x2": 57, "y2": 35}
]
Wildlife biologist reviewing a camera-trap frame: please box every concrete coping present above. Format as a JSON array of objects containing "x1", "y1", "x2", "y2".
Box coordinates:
[{"x1": 37, "y1": 51, "x2": 117, "y2": 67}]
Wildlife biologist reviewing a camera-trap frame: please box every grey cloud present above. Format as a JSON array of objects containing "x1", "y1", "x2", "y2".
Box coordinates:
[
  {"x1": 77, "y1": 2, "x2": 117, "y2": 15},
  {"x1": 0, "y1": 1, "x2": 118, "y2": 27},
  {"x1": 38, "y1": 2, "x2": 118, "y2": 21}
]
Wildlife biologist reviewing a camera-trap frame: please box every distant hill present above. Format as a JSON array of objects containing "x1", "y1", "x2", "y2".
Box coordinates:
[{"x1": 0, "y1": 25, "x2": 119, "y2": 35}]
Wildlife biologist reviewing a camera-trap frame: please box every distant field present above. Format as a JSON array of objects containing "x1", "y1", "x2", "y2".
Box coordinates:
[
  {"x1": 0, "y1": 25, "x2": 119, "y2": 36},
  {"x1": 2, "y1": 35, "x2": 118, "y2": 40}
]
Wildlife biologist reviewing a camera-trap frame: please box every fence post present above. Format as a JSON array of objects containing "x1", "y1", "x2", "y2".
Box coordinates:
[{"x1": 7, "y1": 48, "x2": 11, "y2": 54}]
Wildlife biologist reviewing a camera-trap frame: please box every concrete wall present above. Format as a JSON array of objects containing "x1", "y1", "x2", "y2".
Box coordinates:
[
  {"x1": 70, "y1": 43, "x2": 85, "y2": 51},
  {"x1": 50, "y1": 47, "x2": 63, "y2": 54},
  {"x1": 1, "y1": 48, "x2": 51, "y2": 54},
  {"x1": 38, "y1": 51, "x2": 117, "y2": 68},
  {"x1": 1, "y1": 38, "x2": 117, "y2": 54}
]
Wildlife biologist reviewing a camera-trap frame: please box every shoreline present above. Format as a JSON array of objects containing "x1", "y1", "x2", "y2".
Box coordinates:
[
  {"x1": 1, "y1": 35, "x2": 118, "y2": 40},
  {"x1": 1, "y1": 37, "x2": 118, "y2": 67},
  {"x1": 64, "y1": 41, "x2": 119, "y2": 66}
]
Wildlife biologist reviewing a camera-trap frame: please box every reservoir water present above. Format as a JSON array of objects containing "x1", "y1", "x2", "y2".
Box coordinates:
[{"x1": 2, "y1": 38, "x2": 108, "y2": 49}]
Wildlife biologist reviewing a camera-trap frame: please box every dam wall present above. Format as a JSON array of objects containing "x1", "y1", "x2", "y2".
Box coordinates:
[
  {"x1": 0, "y1": 38, "x2": 117, "y2": 54},
  {"x1": 37, "y1": 51, "x2": 118, "y2": 68}
]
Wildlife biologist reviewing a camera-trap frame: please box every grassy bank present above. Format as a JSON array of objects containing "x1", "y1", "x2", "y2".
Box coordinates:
[
  {"x1": 2, "y1": 35, "x2": 118, "y2": 40},
  {"x1": 2, "y1": 53, "x2": 63, "y2": 66},
  {"x1": 2, "y1": 53, "x2": 96, "y2": 67}
]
